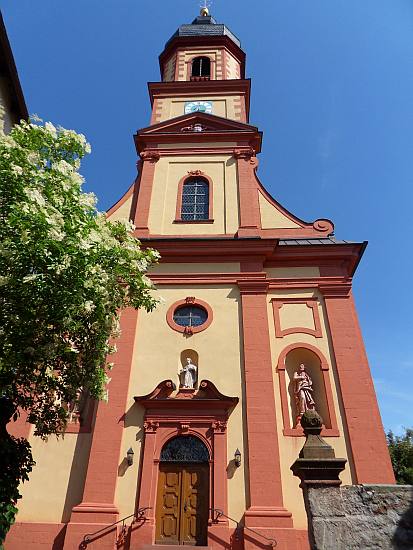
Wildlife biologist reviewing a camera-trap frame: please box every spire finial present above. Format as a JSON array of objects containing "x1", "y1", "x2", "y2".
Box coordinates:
[{"x1": 200, "y1": 0, "x2": 211, "y2": 16}]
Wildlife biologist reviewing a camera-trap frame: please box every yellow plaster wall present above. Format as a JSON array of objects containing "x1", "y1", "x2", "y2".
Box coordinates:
[
  {"x1": 259, "y1": 192, "x2": 301, "y2": 229},
  {"x1": 279, "y1": 303, "x2": 315, "y2": 333},
  {"x1": 266, "y1": 289, "x2": 353, "y2": 529},
  {"x1": 17, "y1": 432, "x2": 92, "y2": 523},
  {"x1": 163, "y1": 55, "x2": 176, "y2": 82},
  {"x1": 107, "y1": 194, "x2": 133, "y2": 222},
  {"x1": 156, "y1": 95, "x2": 242, "y2": 122},
  {"x1": 148, "y1": 155, "x2": 239, "y2": 235},
  {"x1": 115, "y1": 285, "x2": 247, "y2": 522},
  {"x1": 266, "y1": 267, "x2": 320, "y2": 278},
  {"x1": 157, "y1": 142, "x2": 237, "y2": 150},
  {"x1": 226, "y1": 52, "x2": 241, "y2": 80},
  {"x1": 149, "y1": 262, "x2": 241, "y2": 274}
]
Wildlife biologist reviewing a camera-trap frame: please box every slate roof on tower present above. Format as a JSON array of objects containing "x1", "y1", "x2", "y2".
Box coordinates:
[{"x1": 165, "y1": 14, "x2": 241, "y2": 48}]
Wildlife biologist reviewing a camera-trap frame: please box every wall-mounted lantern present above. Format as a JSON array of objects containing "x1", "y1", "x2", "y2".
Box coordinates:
[
  {"x1": 126, "y1": 447, "x2": 134, "y2": 466},
  {"x1": 234, "y1": 448, "x2": 241, "y2": 468}
]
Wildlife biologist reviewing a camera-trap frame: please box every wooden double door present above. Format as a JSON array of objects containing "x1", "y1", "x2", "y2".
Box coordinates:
[{"x1": 155, "y1": 463, "x2": 209, "y2": 546}]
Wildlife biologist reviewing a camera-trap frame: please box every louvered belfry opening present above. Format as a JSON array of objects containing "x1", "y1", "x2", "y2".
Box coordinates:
[{"x1": 191, "y1": 56, "x2": 211, "y2": 81}]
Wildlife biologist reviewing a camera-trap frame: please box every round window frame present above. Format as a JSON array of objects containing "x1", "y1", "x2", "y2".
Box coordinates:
[{"x1": 166, "y1": 298, "x2": 213, "y2": 334}]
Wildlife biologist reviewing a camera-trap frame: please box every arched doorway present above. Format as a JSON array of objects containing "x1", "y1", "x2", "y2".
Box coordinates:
[{"x1": 155, "y1": 435, "x2": 210, "y2": 546}]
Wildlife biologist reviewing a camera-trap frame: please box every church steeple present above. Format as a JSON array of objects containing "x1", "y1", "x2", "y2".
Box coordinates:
[{"x1": 159, "y1": 11, "x2": 245, "y2": 82}]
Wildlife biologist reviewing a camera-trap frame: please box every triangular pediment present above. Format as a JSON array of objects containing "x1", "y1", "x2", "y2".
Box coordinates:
[{"x1": 138, "y1": 112, "x2": 260, "y2": 136}]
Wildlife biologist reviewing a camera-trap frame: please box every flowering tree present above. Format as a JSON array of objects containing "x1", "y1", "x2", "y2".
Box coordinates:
[{"x1": 0, "y1": 115, "x2": 159, "y2": 545}]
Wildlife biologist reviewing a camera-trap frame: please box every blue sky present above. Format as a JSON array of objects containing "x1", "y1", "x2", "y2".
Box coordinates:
[{"x1": 2, "y1": 0, "x2": 412, "y2": 434}]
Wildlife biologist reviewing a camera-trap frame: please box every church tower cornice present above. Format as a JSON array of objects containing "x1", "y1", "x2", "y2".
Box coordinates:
[{"x1": 148, "y1": 79, "x2": 251, "y2": 120}]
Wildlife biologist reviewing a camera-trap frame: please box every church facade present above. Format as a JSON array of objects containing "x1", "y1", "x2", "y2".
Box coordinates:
[{"x1": 8, "y1": 10, "x2": 395, "y2": 550}]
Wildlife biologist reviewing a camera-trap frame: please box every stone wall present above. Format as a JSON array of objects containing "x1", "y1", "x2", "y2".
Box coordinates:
[{"x1": 306, "y1": 484, "x2": 413, "y2": 550}]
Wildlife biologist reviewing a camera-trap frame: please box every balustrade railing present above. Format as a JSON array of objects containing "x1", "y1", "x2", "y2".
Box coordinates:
[
  {"x1": 210, "y1": 508, "x2": 277, "y2": 548},
  {"x1": 82, "y1": 506, "x2": 151, "y2": 546}
]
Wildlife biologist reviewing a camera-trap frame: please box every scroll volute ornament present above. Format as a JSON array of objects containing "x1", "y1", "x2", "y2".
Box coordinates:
[
  {"x1": 212, "y1": 420, "x2": 227, "y2": 433},
  {"x1": 233, "y1": 147, "x2": 258, "y2": 166},
  {"x1": 140, "y1": 150, "x2": 160, "y2": 163},
  {"x1": 187, "y1": 170, "x2": 205, "y2": 177},
  {"x1": 143, "y1": 420, "x2": 159, "y2": 433}
]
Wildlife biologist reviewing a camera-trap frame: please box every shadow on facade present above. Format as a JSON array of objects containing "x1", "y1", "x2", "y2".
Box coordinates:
[{"x1": 392, "y1": 486, "x2": 413, "y2": 549}]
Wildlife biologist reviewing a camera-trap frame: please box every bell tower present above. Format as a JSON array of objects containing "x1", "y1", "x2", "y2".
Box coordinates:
[{"x1": 156, "y1": 8, "x2": 246, "y2": 121}]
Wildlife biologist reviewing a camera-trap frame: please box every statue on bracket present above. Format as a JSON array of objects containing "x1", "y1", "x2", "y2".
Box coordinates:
[
  {"x1": 179, "y1": 357, "x2": 197, "y2": 389},
  {"x1": 293, "y1": 363, "x2": 316, "y2": 426}
]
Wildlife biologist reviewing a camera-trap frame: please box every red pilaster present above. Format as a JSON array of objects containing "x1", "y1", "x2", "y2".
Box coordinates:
[
  {"x1": 133, "y1": 152, "x2": 160, "y2": 237},
  {"x1": 321, "y1": 284, "x2": 395, "y2": 484},
  {"x1": 234, "y1": 149, "x2": 261, "y2": 237},
  {"x1": 238, "y1": 280, "x2": 293, "y2": 531},
  {"x1": 212, "y1": 420, "x2": 228, "y2": 517},
  {"x1": 64, "y1": 308, "x2": 139, "y2": 549}
]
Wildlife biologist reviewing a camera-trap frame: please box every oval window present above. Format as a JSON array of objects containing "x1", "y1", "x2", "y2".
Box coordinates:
[{"x1": 173, "y1": 305, "x2": 208, "y2": 328}]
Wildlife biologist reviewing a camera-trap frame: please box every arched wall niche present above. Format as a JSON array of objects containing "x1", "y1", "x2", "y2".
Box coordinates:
[
  {"x1": 179, "y1": 349, "x2": 199, "y2": 388},
  {"x1": 277, "y1": 342, "x2": 339, "y2": 437},
  {"x1": 285, "y1": 348, "x2": 330, "y2": 429}
]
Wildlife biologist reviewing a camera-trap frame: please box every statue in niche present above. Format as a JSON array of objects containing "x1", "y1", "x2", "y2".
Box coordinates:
[
  {"x1": 179, "y1": 358, "x2": 197, "y2": 389},
  {"x1": 293, "y1": 363, "x2": 316, "y2": 425}
]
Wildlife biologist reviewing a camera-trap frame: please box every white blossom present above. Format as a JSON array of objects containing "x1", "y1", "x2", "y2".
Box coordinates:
[
  {"x1": 84, "y1": 301, "x2": 95, "y2": 313},
  {"x1": 25, "y1": 188, "x2": 46, "y2": 207},
  {"x1": 23, "y1": 274, "x2": 40, "y2": 283},
  {"x1": 45, "y1": 122, "x2": 57, "y2": 137},
  {"x1": 11, "y1": 165, "x2": 23, "y2": 176}
]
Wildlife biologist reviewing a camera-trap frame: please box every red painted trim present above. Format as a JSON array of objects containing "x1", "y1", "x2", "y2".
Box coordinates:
[
  {"x1": 173, "y1": 51, "x2": 180, "y2": 81},
  {"x1": 133, "y1": 153, "x2": 160, "y2": 236},
  {"x1": 222, "y1": 48, "x2": 228, "y2": 80},
  {"x1": 276, "y1": 342, "x2": 339, "y2": 437},
  {"x1": 140, "y1": 238, "x2": 365, "y2": 277},
  {"x1": 105, "y1": 181, "x2": 134, "y2": 219},
  {"x1": 238, "y1": 283, "x2": 293, "y2": 529},
  {"x1": 256, "y1": 176, "x2": 334, "y2": 235},
  {"x1": 235, "y1": 151, "x2": 261, "y2": 236},
  {"x1": 6, "y1": 523, "x2": 67, "y2": 550},
  {"x1": 321, "y1": 290, "x2": 395, "y2": 483},
  {"x1": 166, "y1": 297, "x2": 213, "y2": 335},
  {"x1": 65, "y1": 308, "x2": 139, "y2": 545},
  {"x1": 138, "y1": 110, "x2": 259, "y2": 136},
  {"x1": 271, "y1": 298, "x2": 323, "y2": 338},
  {"x1": 175, "y1": 171, "x2": 214, "y2": 222}
]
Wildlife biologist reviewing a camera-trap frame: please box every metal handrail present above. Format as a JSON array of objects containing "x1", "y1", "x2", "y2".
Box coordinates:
[
  {"x1": 82, "y1": 507, "x2": 151, "y2": 544},
  {"x1": 210, "y1": 508, "x2": 277, "y2": 548}
]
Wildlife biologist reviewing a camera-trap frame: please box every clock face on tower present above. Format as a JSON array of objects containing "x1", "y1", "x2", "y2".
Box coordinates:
[{"x1": 184, "y1": 101, "x2": 213, "y2": 115}]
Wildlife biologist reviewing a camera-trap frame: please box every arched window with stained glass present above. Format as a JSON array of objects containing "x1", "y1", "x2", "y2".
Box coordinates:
[{"x1": 180, "y1": 177, "x2": 210, "y2": 221}]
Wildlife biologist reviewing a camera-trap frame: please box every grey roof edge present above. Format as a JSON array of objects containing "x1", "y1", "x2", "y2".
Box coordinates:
[
  {"x1": 165, "y1": 15, "x2": 241, "y2": 49},
  {"x1": 278, "y1": 237, "x2": 362, "y2": 246}
]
